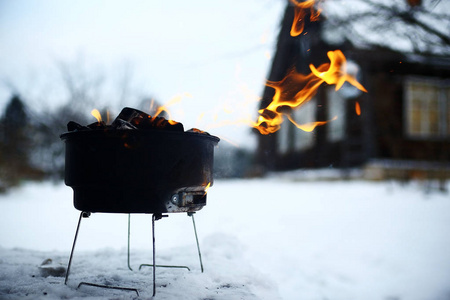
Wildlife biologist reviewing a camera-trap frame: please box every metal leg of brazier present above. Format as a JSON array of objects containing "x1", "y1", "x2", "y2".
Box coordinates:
[
  {"x1": 137, "y1": 212, "x2": 204, "y2": 272},
  {"x1": 137, "y1": 214, "x2": 192, "y2": 271},
  {"x1": 129, "y1": 213, "x2": 190, "y2": 272},
  {"x1": 127, "y1": 214, "x2": 133, "y2": 271},
  {"x1": 65, "y1": 211, "x2": 89, "y2": 285},
  {"x1": 152, "y1": 214, "x2": 158, "y2": 296},
  {"x1": 188, "y1": 212, "x2": 204, "y2": 273},
  {"x1": 136, "y1": 212, "x2": 204, "y2": 296},
  {"x1": 152, "y1": 213, "x2": 167, "y2": 297},
  {"x1": 65, "y1": 211, "x2": 139, "y2": 297}
]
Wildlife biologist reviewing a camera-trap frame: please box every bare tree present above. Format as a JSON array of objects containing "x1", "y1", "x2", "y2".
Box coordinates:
[
  {"x1": 29, "y1": 57, "x2": 165, "y2": 180},
  {"x1": 322, "y1": 0, "x2": 450, "y2": 55},
  {"x1": 56, "y1": 57, "x2": 106, "y2": 112}
]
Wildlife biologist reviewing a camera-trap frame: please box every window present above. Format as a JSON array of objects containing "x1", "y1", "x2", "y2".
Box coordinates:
[
  {"x1": 293, "y1": 99, "x2": 316, "y2": 150},
  {"x1": 327, "y1": 87, "x2": 345, "y2": 142},
  {"x1": 405, "y1": 78, "x2": 450, "y2": 139},
  {"x1": 278, "y1": 98, "x2": 316, "y2": 154}
]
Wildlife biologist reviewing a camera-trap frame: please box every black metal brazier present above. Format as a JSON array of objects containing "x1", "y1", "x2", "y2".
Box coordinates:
[{"x1": 61, "y1": 129, "x2": 219, "y2": 214}]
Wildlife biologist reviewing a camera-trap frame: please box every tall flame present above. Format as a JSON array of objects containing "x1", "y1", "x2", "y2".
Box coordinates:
[
  {"x1": 290, "y1": 0, "x2": 322, "y2": 37},
  {"x1": 254, "y1": 50, "x2": 367, "y2": 135}
]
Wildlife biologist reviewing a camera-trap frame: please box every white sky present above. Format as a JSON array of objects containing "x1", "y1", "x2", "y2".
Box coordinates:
[{"x1": 0, "y1": 0, "x2": 285, "y2": 148}]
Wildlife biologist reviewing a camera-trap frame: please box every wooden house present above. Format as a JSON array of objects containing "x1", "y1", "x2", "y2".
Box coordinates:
[{"x1": 255, "y1": 1, "x2": 450, "y2": 180}]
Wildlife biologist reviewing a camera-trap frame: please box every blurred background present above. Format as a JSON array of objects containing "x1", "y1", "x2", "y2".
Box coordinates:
[{"x1": 1, "y1": 0, "x2": 450, "y2": 190}]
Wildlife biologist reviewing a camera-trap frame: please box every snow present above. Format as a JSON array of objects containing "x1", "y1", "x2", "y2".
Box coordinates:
[{"x1": 1, "y1": 178, "x2": 450, "y2": 299}]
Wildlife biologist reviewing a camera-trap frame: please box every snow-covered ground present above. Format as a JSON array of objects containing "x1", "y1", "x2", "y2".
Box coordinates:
[{"x1": 1, "y1": 178, "x2": 450, "y2": 299}]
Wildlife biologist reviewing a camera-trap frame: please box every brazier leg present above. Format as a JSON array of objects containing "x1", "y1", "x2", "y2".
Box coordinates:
[
  {"x1": 127, "y1": 214, "x2": 133, "y2": 271},
  {"x1": 149, "y1": 213, "x2": 167, "y2": 296},
  {"x1": 188, "y1": 212, "x2": 204, "y2": 273},
  {"x1": 152, "y1": 214, "x2": 156, "y2": 297},
  {"x1": 139, "y1": 213, "x2": 202, "y2": 273},
  {"x1": 65, "y1": 211, "x2": 90, "y2": 285},
  {"x1": 65, "y1": 212, "x2": 139, "y2": 296}
]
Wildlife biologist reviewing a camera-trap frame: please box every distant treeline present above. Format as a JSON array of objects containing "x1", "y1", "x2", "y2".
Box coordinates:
[{"x1": 0, "y1": 94, "x2": 92, "y2": 192}]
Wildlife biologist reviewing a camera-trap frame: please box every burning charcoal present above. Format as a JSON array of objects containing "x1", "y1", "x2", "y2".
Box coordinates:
[
  {"x1": 112, "y1": 107, "x2": 150, "y2": 125},
  {"x1": 129, "y1": 115, "x2": 148, "y2": 128},
  {"x1": 187, "y1": 128, "x2": 210, "y2": 135},
  {"x1": 113, "y1": 107, "x2": 184, "y2": 132},
  {"x1": 166, "y1": 121, "x2": 184, "y2": 132},
  {"x1": 87, "y1": 121, "x2": 107, "y2": 130},
  {"x1": 151, "y1": 117, "x2": 184, "y2": 132},
  {"x1": 67, "y1": 121, "x2": 89, "y2": 132},
  {"x1": 111, "y1": 118, "x2": 137, "y2": 130},
  {"x1": 150, "y1": 116, "x2": 167, "y2": 128},
  {"x1": 69, "y1": 106, "x2": 184, "y2": 133}
]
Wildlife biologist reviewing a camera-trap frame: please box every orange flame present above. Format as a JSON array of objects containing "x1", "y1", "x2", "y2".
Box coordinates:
[
  {"x1": 254, "y1": 50, "x2": 367, "y2": 135},
  {"x1": 355, "y1": 101, "x2": 361, "y2": 116},
  {"x1": 146, "y1": 93, "x2": 193, "y2": 126},
  {"x1": 310, "y1": 51, "x2": 367, "y2": 92},
  {"x1": 290, "y1": 0, "x2": 322, "y2": 37},
  {"x1": 287, "y1": 114, "x2": 338, "y2": 132},
  {"x1": 91, "y1": 109, "x2": 102, "y2": 123}
]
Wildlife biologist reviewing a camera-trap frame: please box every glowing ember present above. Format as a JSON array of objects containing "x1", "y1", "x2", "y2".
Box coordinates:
[
  {"x1": 355, "y1": 101, "x2": 361, "y2": 116},
  {"x1": 254, "y1": 50, "x2": 367, "y2": 135},
  {"x1": 189, "y1": 128, "x2": 206, "y2": 134}
]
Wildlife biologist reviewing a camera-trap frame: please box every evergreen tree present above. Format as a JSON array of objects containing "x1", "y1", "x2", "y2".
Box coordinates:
[{"x1": 0, "y1": 95, "x2": 43, "y2": 190}]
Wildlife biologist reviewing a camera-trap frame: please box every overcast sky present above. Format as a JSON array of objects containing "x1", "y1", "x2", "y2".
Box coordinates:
[{"x1": 0, "y1": 0, "x2": 285, "y2": 148}]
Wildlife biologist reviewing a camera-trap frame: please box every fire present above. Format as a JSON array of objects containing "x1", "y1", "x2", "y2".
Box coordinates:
[
  {"x1": 290, "y1": 0, "x2": 322, "y2": 37},
  {"x1": 355, "y1": 101, "x2": 361, "y2": 116},
  {"x1": 78, "y1": 2, "x2": 367, "y2": 148},
  {"x1": 91, "y1": 109, "x2": 102, "y2": 123},
  {"x1": 310, "y1": 51, "x2": 367, "y2": 92},
  {"x1": 254, "y1": 50, "x2": 367, "y2": 135},
  {"x1": 197, "y1": 0, "x2": 364, "y2": 138},
  {"x1": 152, "y1": 93, "x2": 192, "y2": 125},
  {"x1": 189, "y1": 50, "x2": 367, "y2": 139},
  {"x1": 287, "y1": 115, "x2": 337, "y2": 132}
]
